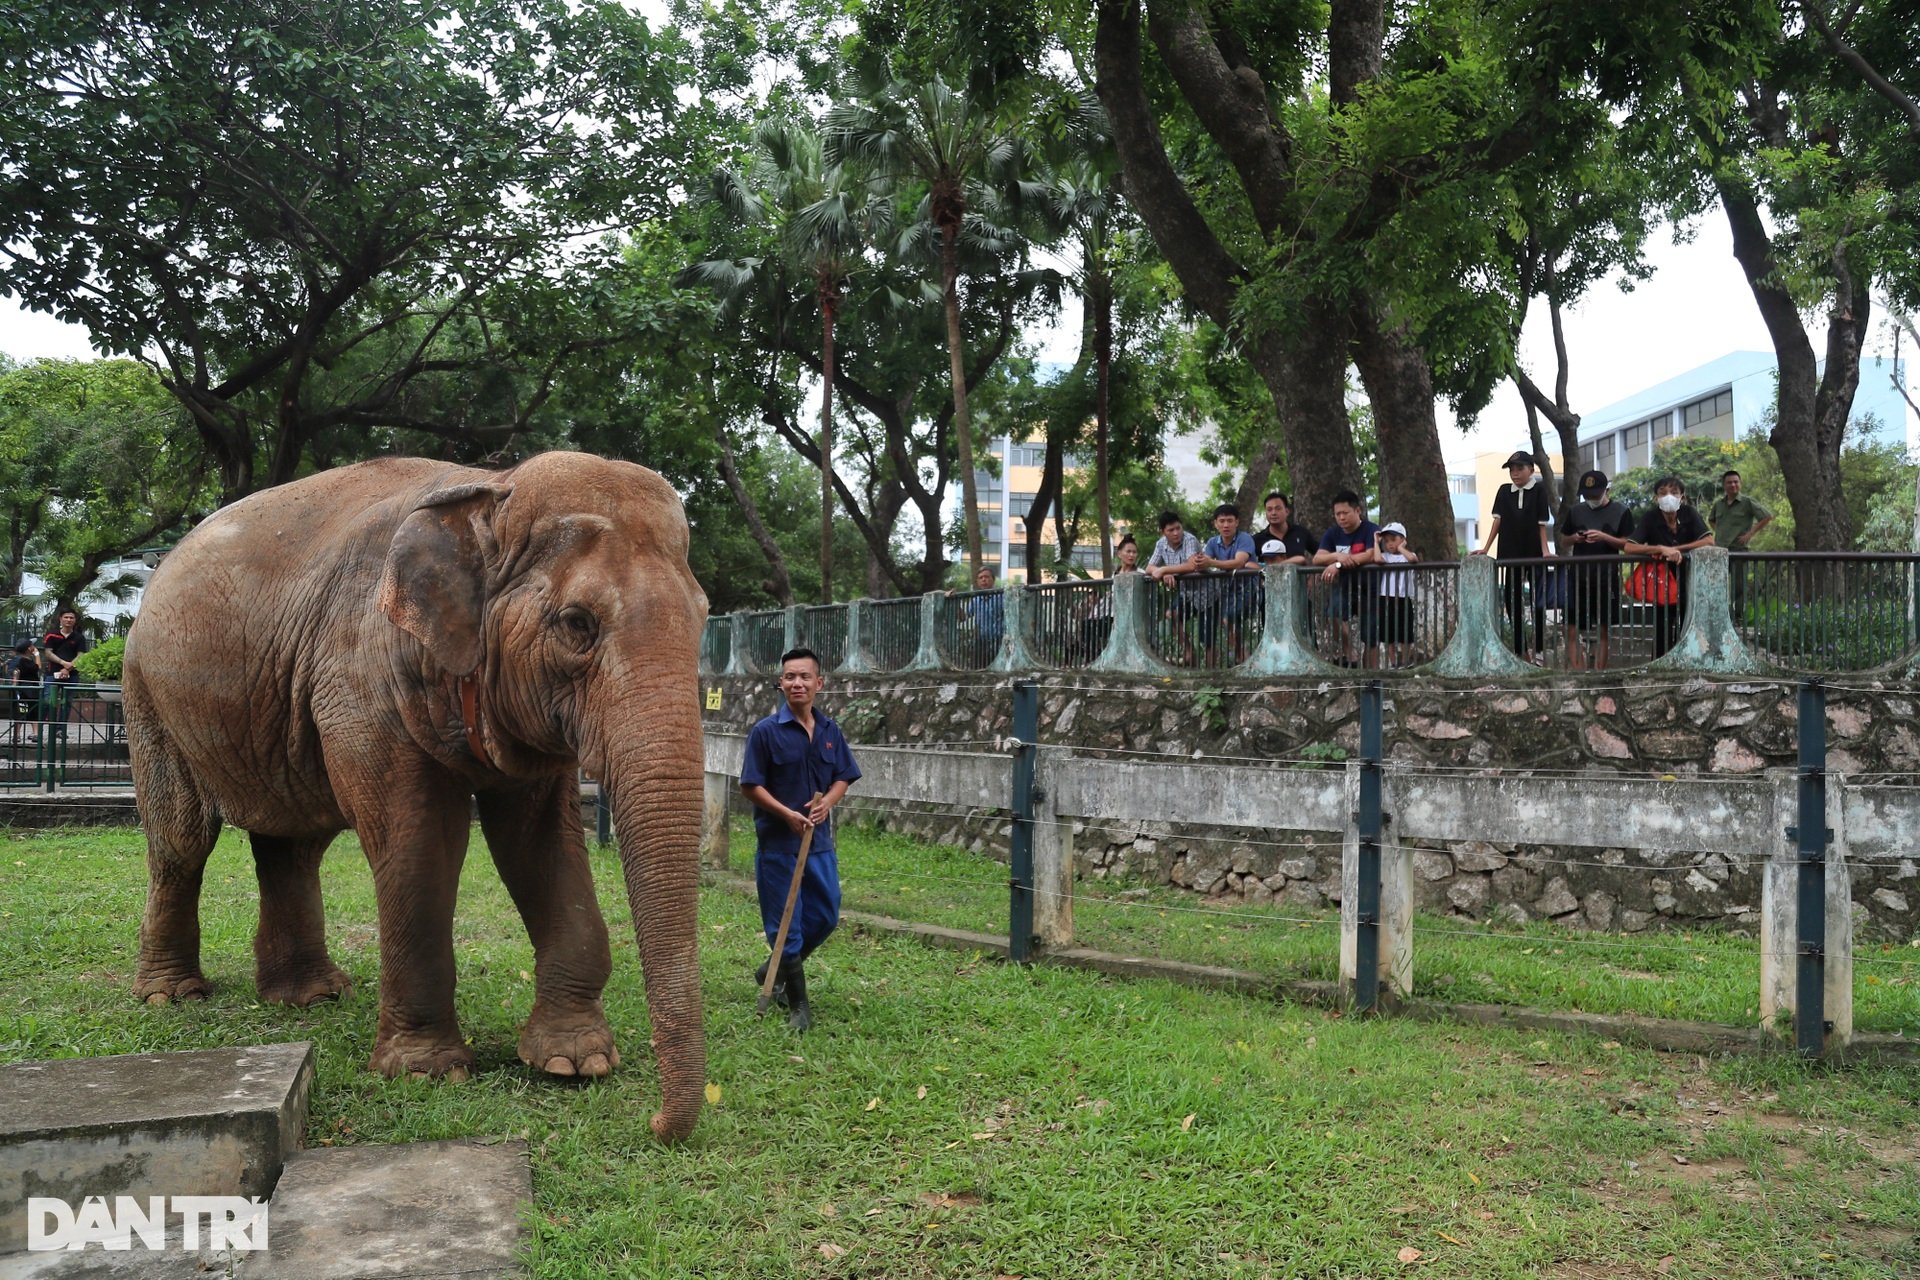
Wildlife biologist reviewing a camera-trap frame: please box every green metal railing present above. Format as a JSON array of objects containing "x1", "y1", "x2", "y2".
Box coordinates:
[
  {"x1": 799, "y1": 605, "x2": 849, "y2": 671},
  {"x1": 1027, "y1": 579, "x2": 1112, "y2": 669},
  {"x1": 0, "y1": 682, "x2": 130, "y2": 790},
  {"x1": 1302, "y1": 563, "x2": 1459, "y2": 671},
  {"x1": 701, "y1": 615, "x2": 733, "y2": 675},
  {"x1": 862, "y1": 598, "x2": 921, "y2": 671},
  {"x1": 1142, "y1": 570, "x2": 1265, "y2": 669},
  {"x1": 1732, "y1": 553, "x2": 1920, "y2": 672},
  {"x1": 739, "y1": 610, "x2": 786, "y2": 673},
  {"x1": 937, "y1": 589, "x2": 1003, "y2": 671}
]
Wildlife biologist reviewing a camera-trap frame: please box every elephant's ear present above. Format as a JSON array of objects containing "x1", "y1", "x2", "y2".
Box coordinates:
[{"x1": 377, "y1": 482, "x2": 511, "y2": 676}]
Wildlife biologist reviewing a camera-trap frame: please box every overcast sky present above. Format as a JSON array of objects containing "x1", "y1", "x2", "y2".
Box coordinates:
[{"x1": 3, "y1": 205, "x2": 1906, "y2": 472}]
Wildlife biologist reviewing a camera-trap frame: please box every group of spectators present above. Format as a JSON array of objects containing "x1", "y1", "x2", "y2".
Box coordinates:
[
  {"x1": 1478, "y1": 452, "x2": 1771, "y2": 669},
  {"x1": 1136, "y1": 491, "x2": 1423, "y2": 668},
  {"x1": 5, "y1": 611, "x2": 89, "y2": 742},
  {"x1": 947, "y1": 451, "x2": 1772, "y2": 672}
]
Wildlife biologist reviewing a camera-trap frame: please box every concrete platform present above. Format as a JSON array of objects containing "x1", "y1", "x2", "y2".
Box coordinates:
[
  {"x1": 0, "y1": 1042, "x2": 314, "y2": 1254},
  {"x1": 238, "y1": 1139, "x2": 530, "y2": 1279}
]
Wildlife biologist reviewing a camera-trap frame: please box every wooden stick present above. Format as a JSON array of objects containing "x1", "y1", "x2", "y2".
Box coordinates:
[{"x1": 759, "y1": 790, "x2": 823, "y2": 1013}]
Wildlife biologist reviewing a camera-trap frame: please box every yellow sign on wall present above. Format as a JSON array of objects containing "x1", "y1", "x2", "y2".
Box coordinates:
[{"x1": 704, "y1": 686, "x2": 723, "y2": 712}]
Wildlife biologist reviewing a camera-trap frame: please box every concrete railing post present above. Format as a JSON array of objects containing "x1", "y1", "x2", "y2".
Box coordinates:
[
  {"x1": 1339, "y1": 760, "x2": 1412, "y2": 1007},
  {"x1": 724, "y1": 610, "x2": 753, "y2": 676},
  {"x1": 1759, "y1": 771, "x2": 1852, "y2": 1054},
  {"x1": 1243, "y1": 565, "x2": 1336, "y2": 675},
  {"x1": 1031, "y1": 748, "x2": 1074, "y2": 950},
  {"x1": 1090, "y1": 571, "x2": 1175, "y2": 676},
  {"x1": 993, "y1": 588, "x2": 1041, "y2": 673},
  {"x1": 906, "y1": 592, "x2": 945, "y2": 671},
  {"x1": 840, "y1": 599, "x2": 875, "y2": 675},
  {"x1": 700, "y1": 771, "x2": 731, "y2": 872},
  {"x1": 1648, "y1": 546, "x2": 1761, "y2": 673},
  {"x1": 1430, "y1": 555, "x2": 1534, "y2": 677},
  {"x1": 782, "y1": 604, "x2": 802, "y2": 656}
]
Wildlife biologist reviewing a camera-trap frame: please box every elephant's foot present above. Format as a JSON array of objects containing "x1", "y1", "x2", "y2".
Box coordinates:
[
  {"x1": 518, "y1": 1005, "x2": 621, "y2": 1079},
  {"x1": 257, "y1": 963, "x2": 354, "y2": 1008},
  {"x1": 134, "y1": 966, "x2": 211, "y2": 1005},
  {"x1": 368, "y1": 1033, "x2": 475, "y2": 1083}
]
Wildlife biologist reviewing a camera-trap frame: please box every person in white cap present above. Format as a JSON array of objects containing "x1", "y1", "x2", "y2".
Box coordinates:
[{"x1": 1366, "y1": 522, "x2": 1420, "y2": 668}]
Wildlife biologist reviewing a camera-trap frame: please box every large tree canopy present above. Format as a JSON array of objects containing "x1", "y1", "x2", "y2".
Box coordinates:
[{"x1": 0, "y1": 0, "x2": 685, "y2": 502}]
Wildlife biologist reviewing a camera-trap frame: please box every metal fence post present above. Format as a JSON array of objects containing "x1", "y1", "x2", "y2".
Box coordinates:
[
  {"x1": 1794, "y1": 677, "x2": 1828, "y2": 1057},
  {"x1": 1008, "y1": 679, "x2": 1038, "y2": 964},
  {"x1": 1352, "y1": 680, "x2": 1384, "y2": 1011}
]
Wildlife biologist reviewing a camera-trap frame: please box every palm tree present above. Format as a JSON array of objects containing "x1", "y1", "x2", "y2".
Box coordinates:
[
  {"x1": 823, "y1": 76, "x2": 1030, "y2": 580},
  {"x1": 685, "y1": 118, "x2": 876, "y2": 602}
]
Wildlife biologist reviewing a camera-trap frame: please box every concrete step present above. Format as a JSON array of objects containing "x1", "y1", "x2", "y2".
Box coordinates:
[
  {"x1": 237, "y1": 1139, "x2": 530, "y2": 1279},
  {"x1": 1, "y1": 1042, "x2": 315, "y2": 1255}
]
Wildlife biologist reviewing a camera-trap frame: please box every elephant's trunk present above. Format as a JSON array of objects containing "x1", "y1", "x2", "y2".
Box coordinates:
[{"x1": 600, "y1": 694, "x2": 706, "y2": 1144}]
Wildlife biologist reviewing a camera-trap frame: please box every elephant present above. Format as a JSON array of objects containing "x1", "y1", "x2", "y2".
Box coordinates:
[{"x1": 123, "y1": 452, "x2": 707, "y2": 1142}]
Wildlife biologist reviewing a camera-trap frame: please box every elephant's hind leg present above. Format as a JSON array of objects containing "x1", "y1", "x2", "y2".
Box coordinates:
[
  {"x1": 251, "y1": 831, "x2": 353, "y2": 1006},
  {"x1": 477, "y1": 779, "x2": 619, "y2": 1079},
  {"x1": 132, "y1": 731, "x2": 221, "y2": 1005}
]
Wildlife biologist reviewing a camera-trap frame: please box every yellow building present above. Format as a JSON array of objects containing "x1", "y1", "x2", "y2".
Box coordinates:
[{"x1": 972, "y1": 434, "x2": 1126, "y2": 583}]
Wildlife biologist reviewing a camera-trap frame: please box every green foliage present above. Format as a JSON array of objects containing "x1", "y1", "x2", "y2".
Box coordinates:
[
  {"x1": 1611, "y1": 436, "x2": 1745, "y2": 516},
  {"x1": 0, "y1": 0, "x2": 689, "y2": 498},
  {"x1": 1192, "y1": 685, "x2": 1228, "y2": 733},
  {"x1": 1296, "y1": 741, "x2": 1351, "y2": 768},
  {"x1": 73, "y1": 636, "x2": 124, "y2": 683}
]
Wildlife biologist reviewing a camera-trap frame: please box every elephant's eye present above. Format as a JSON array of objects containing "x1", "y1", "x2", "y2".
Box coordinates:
[{"x1": 555, "y1": 606, "x2": 599, "y2": 649}]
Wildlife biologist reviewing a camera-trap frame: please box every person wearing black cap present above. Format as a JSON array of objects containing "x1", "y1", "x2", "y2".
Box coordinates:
[
  {"x1": 1474, "y1": 450, "x2": 1551, "y2": 662},
  {"x1": 1560, "y1": 470, "x2": 1635, "y2": 670}
]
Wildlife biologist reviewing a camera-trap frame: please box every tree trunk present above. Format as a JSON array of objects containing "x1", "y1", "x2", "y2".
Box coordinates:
[
  {"x1": 1025, "y1": 435, "x2": 1064, "y2": 584},
  {"x1": 942, "y1": 223, "x2": 985, "y2": 577},
  {"x1": 1352, "y1": 305, "x2": 1455, "y2": 558},
  {"x1": 1720, "y1": 179, "x2": 1855, "y2": 549},
  {"x1": 1256, "y1": 312, "x2": 1362, "y2": 534},
  {"x1": 712, "y1": 420, "x2": 795, "y2": 606},
  {"x1": 1094, "y1": 271, "x2": 1114, "y2": 575},
  {"x1": 818, "y1": 293, "x2": 836, "y2": 602}
]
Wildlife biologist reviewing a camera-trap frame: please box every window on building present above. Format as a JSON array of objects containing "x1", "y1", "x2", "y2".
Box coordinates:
[
  {"x1": 1579, "y1": 441, "x2": 1598, "y2": 474},
  {"x1": 1009, "y1": 491, "x2": 1039, "y2": 515},
  {"x1": 1448, "y1": 474, "x2": 1476, "y2": 496},
  {"x1": 1009, "y1": 444, "x2": 1047, "y2": 467},
  {"x1": 1006, "y1": 545, "x2": 1026, "y2": 568},
  {"x1": 1652, "y1": 413, "x2": 1673, "y2": 440},
  {"x1": 1625, "y1": 423, "x2": 1650, "y2": 469}
]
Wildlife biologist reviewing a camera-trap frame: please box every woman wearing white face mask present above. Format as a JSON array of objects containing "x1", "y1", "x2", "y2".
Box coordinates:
[{"x1": 1623, "y1": 474, "x2": 1712, "y2": 657}]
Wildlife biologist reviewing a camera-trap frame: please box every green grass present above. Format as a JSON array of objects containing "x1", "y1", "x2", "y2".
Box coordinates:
[
  {"x1": 2, "y1": 825, "x2": 1918, "y2": 1277},
  {"x1": 800, "y1": 820, "x2": 1920, "y2": 1037}
]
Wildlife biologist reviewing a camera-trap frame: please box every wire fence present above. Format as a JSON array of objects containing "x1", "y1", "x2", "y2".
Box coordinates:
[
  {"x1": 0, "y1": 682, "x2": 130, "y2": 790},
  {"x1": 798, "y1": 604, "x2": 848, "y2": 672}
]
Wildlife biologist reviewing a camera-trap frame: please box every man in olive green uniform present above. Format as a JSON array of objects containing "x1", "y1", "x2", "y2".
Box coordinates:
[{"x1": 1709, "y1": 470, "x2": 1773, "y2": 617}]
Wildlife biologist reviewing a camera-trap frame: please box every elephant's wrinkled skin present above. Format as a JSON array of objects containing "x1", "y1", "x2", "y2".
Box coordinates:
[{"x1": 124, "y1": 452, "x2": 708, "y2": 1142}]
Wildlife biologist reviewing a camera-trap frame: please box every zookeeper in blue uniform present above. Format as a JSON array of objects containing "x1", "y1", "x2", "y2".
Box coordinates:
[{"x1": 738, "y1": 645, "x2": 862, "y2": 1031}]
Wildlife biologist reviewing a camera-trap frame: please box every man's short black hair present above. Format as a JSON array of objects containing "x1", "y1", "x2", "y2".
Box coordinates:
[
  {"x1": 12, "y1": 641, "x2": 30, "y2": 655},
  {"x1": 1331, "y1": 489, "x2": 1363, "y2": 510},
  {"x1": 779, "y1": 646, "x2": 822, "y2": 673},
  {"x1": 1654, "y1": 474, "x2": 1685, "y2": 495},
  {"x1": 1156, "y1": 510, "x2": 1184, "y2": 530},
  {"x1": 1213, "y1": 503, "x2": 1240, "y2": 521},
  {"x1": 1263, "y1": 491, "x2": 1291, "y2": 508},
  {"x1": 1721, "y1": 469, "x2": 1741, "y2": 481}
]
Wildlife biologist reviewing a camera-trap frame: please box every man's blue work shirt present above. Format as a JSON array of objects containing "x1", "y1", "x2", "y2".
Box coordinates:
[{"x1": 740, "y1": 702, "x2": 863, "y2": 857}]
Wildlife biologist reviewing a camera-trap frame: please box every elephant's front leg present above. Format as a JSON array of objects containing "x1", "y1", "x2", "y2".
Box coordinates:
[
  {"x1": 356, "y1": 771, "x2": 476, "y2": 1080},
  {"x1": 477, "y1": 778, "x2": 619, "y2": 1078}
]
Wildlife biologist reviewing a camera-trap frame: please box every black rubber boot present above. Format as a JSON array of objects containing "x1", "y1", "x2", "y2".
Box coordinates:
[
  {"x1": 782, "y1": 958, "x2": 811, "y2": 1032},
  {"x1": 753, "y1": 958, "x2": 788, "y2": 1009}
]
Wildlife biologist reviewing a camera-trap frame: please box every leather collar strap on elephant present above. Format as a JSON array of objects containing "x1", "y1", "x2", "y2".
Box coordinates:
[{"x1": 121, "y1": 452, "x2": 710, "y2": 1143}]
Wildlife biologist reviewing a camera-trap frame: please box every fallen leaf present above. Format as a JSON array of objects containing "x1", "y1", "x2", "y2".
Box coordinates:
[
  {"x1": 818, "y1": 1242, "x2": 846, "y2": 1259},
  {"x1": 1398, "y1": 1246, "x2": 1423, "y2": 1264},
  {"x1": 1437, "y1": 1231, "x2": 1466, "y2": 1246},
  {"x1": 1672, "y1": 1154, "x2": 1690, "y2": 1166},
  {"x1": 865, "y1": 1208, "x2": 885, "y2": 1218},
  {"x1": 789, "y1": 1055, "x2": 805, "y2": 1063},
  {"x1": 1602, "y1": 1040, "x2": 1622, "y2": 1050},
  {"x1": 819, "y1": 1203, "x2": 837, "y2": 1217},
  {"x1": 518, "y1": 969, "x2": 531, "y2": 982},
  {"x1": 1655, "y1": 1256, "x2": 1675, "y2": 1274},
  {"x1": 917, "y1": 1085, "x2": 928, "y2": 1100},
  {"x1": 1477, "y1": 1211, "x2": 1495, "y2": 1221},
  {"x1": 866, "y1": 1097, "x2": 881, "y2": 1112},
  {"x1": 970, "y1": 1132, "x2": 995, "y2": 1141},
  {"x1": 1467, "y1": 1172, "x2": 1480, "y2": 1185},
  {"x1": 1181, "y1": 1113, "x2": 1196, "y2": 1132},
  {"x1": 704, "y1": 1083, "x2": 722, "y2": 1106}
]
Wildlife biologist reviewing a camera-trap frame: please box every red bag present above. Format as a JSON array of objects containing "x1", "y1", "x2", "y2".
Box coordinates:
[{"x1": 1626, "y1": 560, "x2": 1679, "y2": 606}]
